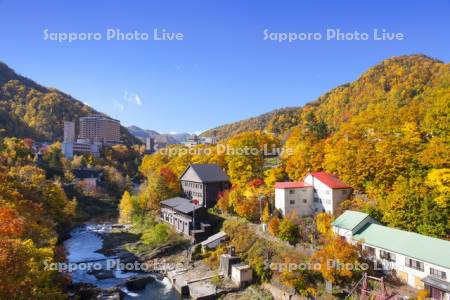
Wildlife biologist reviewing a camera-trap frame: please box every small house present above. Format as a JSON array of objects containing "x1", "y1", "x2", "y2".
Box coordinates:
[
  {"x1": 160, "y1": 197, "x2": 207, "y2": 236},
  {"x1": 231, "y1": 264, "x2": 253, "y2": 287},
  {"x1": 180, "y1": 164, "x2": 230, "y2": 208},
  {"x1": 200, "y1": 231, "x2": 228, "y2": 252},
  {"x1": 72, "y1": 168, "x2": 102, "y2": 191}
]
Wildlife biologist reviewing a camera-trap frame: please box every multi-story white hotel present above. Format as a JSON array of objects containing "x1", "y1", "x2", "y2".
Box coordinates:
[
  {"x1": 79, "y1": 115, "x2": 121, "y2": 145},
  {"x1": 333, "y1": 211, "x2": 450, "y2": 300},
  {"x1": 61, "y1": 115, "x2": 120, "y2": 158},
  {"x1": 275, "y1": 172, "x2": 353, "y2": 216}
]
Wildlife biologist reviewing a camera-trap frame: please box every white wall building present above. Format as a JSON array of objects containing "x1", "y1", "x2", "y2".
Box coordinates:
[
  {"x1": 333, "y1": 211, "x2": 450, "y2": 300},
  {"x1": 200, "y1": 231, "x2": 228, "y2": 252},
  {"x1": 62, "y1": 141, "x2": 100, "y2": 159},
  {"x1": 63, "y1": 121, "x2": 75, "y2": 142},
  {"x1": 275, "y1": 182, "x2": 314, "y2": 217},
  {"x1": 275, "y1": 172, "x2": 353, "y2": 217},
  {"x1": 231, "y1": 264, "x2": 253, "y2": 287}
]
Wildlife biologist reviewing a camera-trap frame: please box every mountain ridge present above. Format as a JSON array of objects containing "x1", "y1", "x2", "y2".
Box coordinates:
[
  {"x1": 200, "y1": 54, "x2": 446, "y2": 141},
  {"x1": 0, "y1": 61, "x2": 140, "y2": 145},
  {"x1": 127, "y1": 125, "x2": 190, "y2": 144}
]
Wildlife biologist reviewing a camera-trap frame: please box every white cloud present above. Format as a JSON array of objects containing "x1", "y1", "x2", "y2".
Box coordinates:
[
  {"x1": 123, "y1": 91, "x2": 142, "y2": 106},
  {"x1": 135, "y1": 94, "x2": 142, "y2": 105}
]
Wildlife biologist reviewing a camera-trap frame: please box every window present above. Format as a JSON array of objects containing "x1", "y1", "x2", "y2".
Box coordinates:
[
  {"x1": 341, "y1": 190, "x2": 348, "y2": 195},
  {"x1": 380, "y1": 250, "x2": 396, "y2": 262},
  {"x1": 430, "y1": 268, "x2": 446, "y2": 280},
  {"x1": 290, "y1": 200, "x2": 295, "y2": 205},
  {"x1": 303, "y1": 199, "x2": 307, "y2": 203},
  {"x1": 289, "y1": 190, "x2": 295, "y2": 194},
  {"x1": 314, "y1": 197, "x2": 319, "y2": 203},
  {"x1": 326, "y1": 190, "x2": 330, "y2": 195},
  {"x1": 405, "y1": 258, "x2": 424, "y2": 271}
]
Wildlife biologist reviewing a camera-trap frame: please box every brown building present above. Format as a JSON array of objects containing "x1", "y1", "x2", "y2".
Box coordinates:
[
  {"x1": 179, "y1": 164, "x2": 230, "y2": 208},
  {"x1": 160, "y1": 197, "x2": 209, "y2": 238},
  {"x1": 79, "y1": 115, "x2": 120, "y2": 144}
]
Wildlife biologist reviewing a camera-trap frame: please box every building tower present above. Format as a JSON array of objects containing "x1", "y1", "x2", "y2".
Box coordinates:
[
  {"x1": 79, "y1": 115, "x2": 121, "y2": 145},
  {"x1": 63, "y1": 121, "x2": 75, "y2": 142}
]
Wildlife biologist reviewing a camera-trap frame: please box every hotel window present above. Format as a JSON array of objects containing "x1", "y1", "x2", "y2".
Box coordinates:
[
  {"x1": 405, "y1": 258, "x2": 424, "y2": 271},
  {"x1": 303, "y1": 199, "x2": 307, "y2": 203},
  {"x1": 430, "y1": 268, "x2": 446, "y2": 280},
  {"x1": 289, "y1": 190, "x2": 295, "y2": 194},
  {"x1": 380, "y1": 250, "x2": 396, "y2": 262},
  {"x1": 290, "y1": 200, "x2": 295, "y2": 205}
]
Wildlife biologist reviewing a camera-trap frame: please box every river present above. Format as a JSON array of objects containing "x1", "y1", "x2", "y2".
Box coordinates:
[{"x1": 64, "y1": 223, "x2": 183, "y2": 299}]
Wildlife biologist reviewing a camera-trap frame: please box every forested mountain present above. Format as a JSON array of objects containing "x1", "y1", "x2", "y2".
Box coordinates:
[
  {"x1": 195, "y1": 54, "x2": 449, "y2": 238},
  {"x1": 0, "y1": 61, "x2": 140, "y2": 145},
  {"x1": 280, "y1": 54, "x2": 449, "y2": 237},
  {"x1": 200, "y1": 107, "x2": 301, "y2": 140}
]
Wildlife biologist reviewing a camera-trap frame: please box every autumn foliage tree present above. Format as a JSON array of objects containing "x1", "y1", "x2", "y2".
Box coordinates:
[
  {"x1": 0, "y1": 139, "x2": 74, "y2": 298},
  {"x1": 312, "y1": 236, "x2": 361, "y2": 286},
  {"x1": 278, "y1": 217, "x2": 299, "y2": 245},
  {"x1": 268, "y1": 216, "x2": 280, "y2": 236},
  {"x1": 119, "y1": 191, "x2": 134, "y2": 223},
  {"x1": 315, "y1": 212, "x2": 333, "y2": 238}
]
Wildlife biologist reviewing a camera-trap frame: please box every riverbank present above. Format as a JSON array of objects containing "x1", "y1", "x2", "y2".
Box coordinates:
[
  {"x1": 65, "y1": 220, "x2": 267, "y2": 300},
  {"x1": 65, "y1": 223, "x2": 184, "y2": 299}
]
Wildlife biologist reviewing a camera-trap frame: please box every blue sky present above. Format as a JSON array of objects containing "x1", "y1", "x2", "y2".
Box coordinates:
[{"x1": 0, "y1": 0, "x2": 448, "y2": 133}]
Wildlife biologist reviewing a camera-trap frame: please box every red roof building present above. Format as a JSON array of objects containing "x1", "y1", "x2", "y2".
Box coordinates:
[
  {"x1": 275, "y1": 181, "x2": 312, "y2": 189},
  {"x1": 308, "y1": 172, "x2": 352, "y2": 189},
  {"x1": 274, "y1": 171, "x2": 353, "y2": 216}
]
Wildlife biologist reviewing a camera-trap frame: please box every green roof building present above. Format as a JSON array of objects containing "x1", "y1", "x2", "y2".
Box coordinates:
[{"x1": 332, "y1": 210, "x2": 450, "y2": 299}]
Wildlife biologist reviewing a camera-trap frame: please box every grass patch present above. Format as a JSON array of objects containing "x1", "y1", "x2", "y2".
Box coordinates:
[{"x1": 125, "y1": 222, "x2": 189, "y2": 257}]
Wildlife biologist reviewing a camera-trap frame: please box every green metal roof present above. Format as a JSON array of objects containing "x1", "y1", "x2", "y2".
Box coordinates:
[
  {"x1": 353, "y1": 223, "x2": 450, "y2": 269},
  {"x1": 332, "y1": 210, "x2": 370, "y2": 231}
]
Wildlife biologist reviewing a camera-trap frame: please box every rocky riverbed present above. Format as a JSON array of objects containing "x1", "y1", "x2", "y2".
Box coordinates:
[{"x1": 64, "y1": 223, "x2": 184, "y2": 299}]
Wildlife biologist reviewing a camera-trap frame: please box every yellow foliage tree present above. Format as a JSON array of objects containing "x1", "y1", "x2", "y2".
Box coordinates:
[
  {"x1": 311, "y1": 236, "x2": 360, "y2": 285},
  {"x1": 315, "y1": 212, "x2": 334, "y2": 237},
  {"x1": 268, "y1": 216, "x2": 280, "y2": 236},
  {"x1": 261, "y1": 202, "x2": 271, "y2": 223},
  {"x1": 119, "y1": 191, "x2": 134, "y2": 223},
  {"x1": 426, "y1": 168, "x2": 450, "y2": 208}
]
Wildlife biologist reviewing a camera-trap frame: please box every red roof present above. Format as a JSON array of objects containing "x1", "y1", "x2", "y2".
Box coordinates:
[
  {"x1": 309, "y1": 172, "x2": 352, "y2": 189},
  {"x1": 275, "y1": 181, "x2": 312, "y2": 189}
]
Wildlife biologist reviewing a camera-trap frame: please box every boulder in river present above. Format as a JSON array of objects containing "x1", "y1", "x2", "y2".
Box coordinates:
[
  {"x1": 88, "y1": 268, "x2": 115, "y2": 280},
  {"x1": 125, "y1": 274, "x2": 155, "y2": 291}
]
